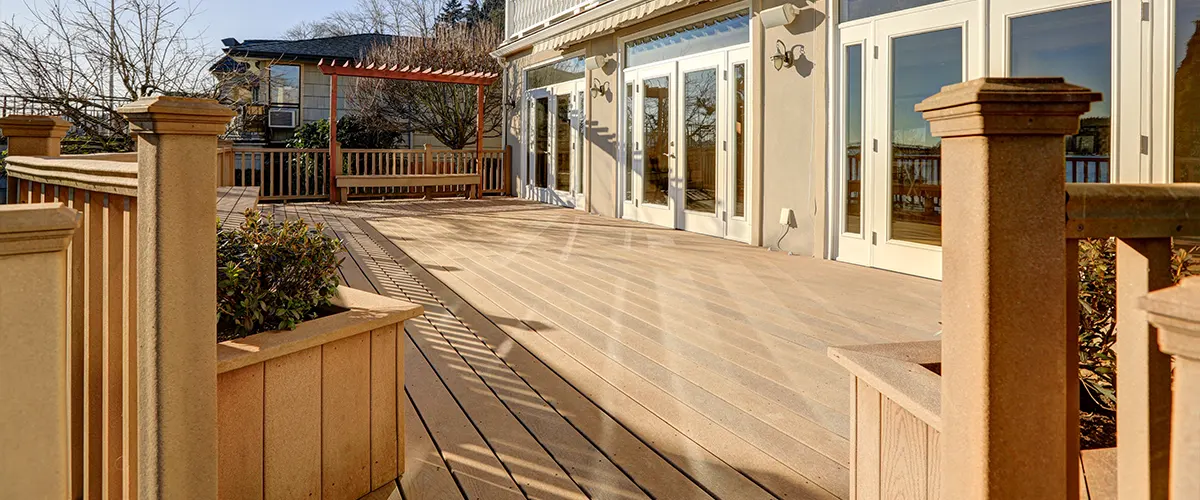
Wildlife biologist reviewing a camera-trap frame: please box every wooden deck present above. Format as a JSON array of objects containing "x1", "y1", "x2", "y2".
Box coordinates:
[{"x1": 261, "y1": 198, "x2": 941, "y2": 500}]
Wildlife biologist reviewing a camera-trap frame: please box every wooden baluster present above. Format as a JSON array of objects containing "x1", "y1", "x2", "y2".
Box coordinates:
[{"x1": 1116, "y1": 237, "x2": 1173, "y2": 500}]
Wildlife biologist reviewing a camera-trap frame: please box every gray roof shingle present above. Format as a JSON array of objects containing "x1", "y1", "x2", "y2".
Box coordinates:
[{"x1": 223, "y1": 34, "x2": 399, "y2": 62}]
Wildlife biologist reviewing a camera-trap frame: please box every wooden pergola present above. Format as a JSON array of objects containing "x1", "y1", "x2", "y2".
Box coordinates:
[{"x1": 317, "y1": 59, "x2": 499, "y2": 202}]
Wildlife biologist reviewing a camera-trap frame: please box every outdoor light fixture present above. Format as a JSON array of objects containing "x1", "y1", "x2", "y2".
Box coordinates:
[
  {"x1": 771, "y1": 40, "x2": 804, "y2": 71},
  {"x1": 760, "y1": 3, "x2": 802, "y2": 28},
  {"x1": 590, "y1": 78, "x2": 610, "y2": 98},
  {"x1": 585, "y1": 55, "x2": 609, "y2": 71}
]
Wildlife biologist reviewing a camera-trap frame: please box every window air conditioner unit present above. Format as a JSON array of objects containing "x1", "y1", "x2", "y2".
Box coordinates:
[{"x1": 268, "y1": 108, "x2": 298, "y2": 129}]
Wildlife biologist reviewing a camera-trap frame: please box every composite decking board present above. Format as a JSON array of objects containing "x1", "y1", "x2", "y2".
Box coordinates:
[
  {"x1": 355, "y1": 219, "x2": 700, "y2": 500},
  {"x1": 334, "y1": 212, "x2": 647, "y2": 500},
  {"x1": 403, "y1": 214, "x2": 854, "y2": 434},
  {"x1": 396, "y1": 217, "x2": 852, "y2": 465},
  {"x1": 267, "y1": 199, "x2": 943, "y2": 500},
  {"x1": 400, "y1": 392, "x2": 463, "y2": 500},
  {"x1": 366, "y1": 223, "x2": 771, "y2": 500},
  {"x1": 402, "y1": 334, "x2": 527, "y2": 500},
  {"x1": 386, "y1": 219, "x2": 837, "y2": 500},
  {"x1": 388, "y1": 218, "x2": 847, "y2": 498}
]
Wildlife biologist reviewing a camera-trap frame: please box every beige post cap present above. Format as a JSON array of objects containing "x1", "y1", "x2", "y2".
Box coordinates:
[
  {"x1": 915, "y1": 77, "x2": 1102, "y2": 137},
  {"x1": 0, "y1": 115, "x2": 71, "y2": 139},
  {"x1": 0, "y1": 203, "x2": 80, "y2": 256},
  {"x1": 1141, "y1": 277, "x2": 1200, "y2": 357},
  {"x1": 118, "y1": 96, "x2": 235, "y2": 135}
]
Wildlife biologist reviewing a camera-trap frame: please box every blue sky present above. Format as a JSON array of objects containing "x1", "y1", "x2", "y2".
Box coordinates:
[{"x1": 1, "y1": 0, "x2": 343, "y2": 52}]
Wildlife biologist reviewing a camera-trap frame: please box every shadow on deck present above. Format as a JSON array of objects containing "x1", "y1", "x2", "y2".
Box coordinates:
[{"x1": 263, "y1": 198, "x2": 942, "y2": 500}]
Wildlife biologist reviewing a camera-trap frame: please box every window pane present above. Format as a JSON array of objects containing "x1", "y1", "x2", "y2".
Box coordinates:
[
  {"x1": 1175, "y1": 0, "x2": 1200, "y2": 183},
  {"x1": 625, "y1": 13, "x2": 749, "y2": 68},
  {"x1": 643, "y1": 76, "x2": 670, "y2": 206},
  {"x1": 684, "y1": 68, "x2": 717, "y2": 213},
  {"x1": 733, "y1": 63, "x2": 747, "y2": 218},
  {"x1": 844, "y1": 44, "x2": 863, "y2": 235},
  {"x1": 527, "y1": 57, "x2": 585, "y2": 89},
  {"x1": 555, "y1": 95, "x2": 571, "y2": 191},
  {"x1": 269, "y1": 65, "x2": 300, "y2": 105},
  {"x1": 625, "y1": 82, "x2": 634, "y2": 201},
  {"x1": 1011, "y1": 3, "x2": 1111, "y2": 183},
  {"x1": 839, "y1": 0, "x2": 947, "y2": 23},
  {"x1": 575, "y1": 91, "x2": 584, "y2": 194},
  {"x1": 534, "y1": 97, "x2": 549, "y2": 188},
  {"x1": 890, "y1": 28, "x2": 961, "y2": 247}
]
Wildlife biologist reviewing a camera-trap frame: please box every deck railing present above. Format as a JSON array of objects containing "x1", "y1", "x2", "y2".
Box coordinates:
[
  {"x1": 220, "y1": 144, "x2": 512, "y2": 201},
  {"x1": 1, "y1": 102, "x2": 231, "y2": 498}
]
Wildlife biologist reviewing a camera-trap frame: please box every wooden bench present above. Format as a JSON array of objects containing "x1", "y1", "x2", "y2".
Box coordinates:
[{"x1": 336, "y1": 174, "x2": 480, "y2": 202}]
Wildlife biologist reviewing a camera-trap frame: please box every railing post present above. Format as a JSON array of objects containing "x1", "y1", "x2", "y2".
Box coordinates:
[
  {"x1": 915, "y1": 77, "x2": 1099, "y2": 499},
  {"x1": 1141, "y1": 276, "x2": 1200, "y2": 499},
  {"x1": 0, "y1": 202, "x2": 79, "y2": 498},
  {"x1": 118, "y1": 96, "x2": 233, "y2": 500},
  {"x1": 0, "y1": 115, "x2": 70, "y2": 204},
  {"x1": 1116, "y1": 237, "x2": 1174, "y2": 500}
]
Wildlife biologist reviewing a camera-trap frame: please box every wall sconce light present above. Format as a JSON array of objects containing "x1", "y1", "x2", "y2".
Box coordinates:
[
  {"x1": 760, "y1": 3, "x2": 803, "y2": 28},
  {"x1": 771, "y1": 40, "x2": 805, "y2": 71},
  {"x1": 590, "y1": 78, "x2": 610, "y2": 98}
]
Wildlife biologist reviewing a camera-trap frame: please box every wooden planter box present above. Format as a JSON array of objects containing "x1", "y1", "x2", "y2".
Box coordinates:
[
  {"x1": 829, "y1": 341, "x2": 1116, "y2": 500},
  {"x1": 216, "y1": 286, "x2": 423, "y2": 500}
]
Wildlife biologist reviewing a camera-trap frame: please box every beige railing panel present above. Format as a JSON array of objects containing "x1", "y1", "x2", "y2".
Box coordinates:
[{"x1": 1141, "y1": 276, "x2": 1200, "y2": 499}]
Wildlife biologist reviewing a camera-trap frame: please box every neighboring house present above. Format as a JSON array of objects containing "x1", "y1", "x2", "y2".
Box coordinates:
[
  {"x1": 214, "y1": 34, "x2": 396, "y2": 145},
  {"x1": 493, "y1": 0, "x2": 1200, "y2": 280},
  {"x1": 215, "y1": 34, "x2": 501, "y2": 150}
]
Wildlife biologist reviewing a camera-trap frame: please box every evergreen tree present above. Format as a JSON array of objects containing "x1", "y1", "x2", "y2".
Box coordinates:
[
  {"x1": 436, "y1": 0, "x2": 465, "y2": 25},
  {"x1": 481, "y1": 0, "x2": 504, "y2": 29},
  {"x1": 465, "y1": 0, "x2": 484, "y2": 26}
]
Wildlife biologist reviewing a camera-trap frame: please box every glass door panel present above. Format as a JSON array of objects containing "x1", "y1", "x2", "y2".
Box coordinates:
[
  {"x1": 533, "y1": 96, "x2": 550, "y2": 189},
  {"x1": 642, "y1": 76, "x2": 672, "y2": 206},
  {"x1": 683, "y1": 68, "x2": 718, "y2": 214},
  {"x1": 1175, "y1": 0, "x2": 1200, "y2": 184},
  {"x1": 554, "y1": 94, "x2": 572, "y2": 191},
  {"x1": 1009, "y1": 3, "x2": 1112, "y2": 183},
  {"x1": 725, "y1": 46, "x2": 752, "y2": 243},
  {"x1": 844, "y1": 43, "x2": 865, "y2": 236},
  {"x1": 888, "y1": 27, "x2": 961, "y2": 247}
]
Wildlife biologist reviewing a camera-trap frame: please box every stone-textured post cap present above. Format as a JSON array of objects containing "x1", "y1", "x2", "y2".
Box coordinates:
[
  {"x1": 1141, "y1": 276, "x2": 1200, "y2": 355},
  {"x1": 0, "y1": 115, "x2": 71, "y2": 139},
  {"x1": 118, "y1": 96, "x2": 235, "y2": 135},
  {"x1": 915, "y1": 77, "x2": 1101, "y2": 138},
  {"x1": 0, "y1": 203, "x2": 80, "y2": 256}
]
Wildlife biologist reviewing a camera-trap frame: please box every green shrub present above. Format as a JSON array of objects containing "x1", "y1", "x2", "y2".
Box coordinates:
[
  {"x1": 287, "y1": 115, "x2": 405, "y2": 149},
  {"x1": 1077, "y1": 238, "x2": 1198, "y2": 411},
  {"x1": 217, "y1": 210, "x2": 344, "y2": 341}
]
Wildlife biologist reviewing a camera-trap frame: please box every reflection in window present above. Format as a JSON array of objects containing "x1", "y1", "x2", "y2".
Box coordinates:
[
  {"x1": 575, "y1": 90, "x2": 584, "y2": 194},
  {"x1": 625, "y1": 83, "x2": 634, "y2": 201},
  {"x1": 1176, "y1": 0, "x2": 1200, "y2": 183},
  {"x1": 839, "y1": 0, "x2": 946, "y2": 23},
  {"x1": 643, "y1": 76, "x2": 670, "y2": 206},
  {"x1": 534, "y1": 97, "x2": 549, "y2": 188},
  {"x1": 1011, "y1": 3, "x2": 1111, "y2": 183},
  {"x1": 555, "y1": 95, "x2": 571, "y2": 191},
  {"x1": 733, "y1": 63, "x2": 747, "y2": 218},
  {"x1": 625, "y1": 13, "x2": 750, "y2": 68},
  {"x1": 269, "y1": 65, "x2": 300, "y2": 105},
  {"x1": 890, "y1": 28, "x2": 961, "y2": 247},
  {"x1": 526, "y1": 57, "x2": 585, "y2": 89},
  {"x1": 684, "y1": 68, "x2": 717, "y2": 213},
  {"x1": 844, "y1": 44, "x2": 863, "y2": 235}
]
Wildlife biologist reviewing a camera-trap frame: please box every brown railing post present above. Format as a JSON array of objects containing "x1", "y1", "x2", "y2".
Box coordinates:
[
  {"x1": 504, "y1": 144, "x2": 513, "y2": 195},
  {"x1": 0, "y1": 115, "x2": 70, "y2": 203},
  {"x1": 119, "y1": 96, "x2": 233, "y2": 499},
  {"x1": 1141, "y1": 276, "x2": 1200, "y2": 499},
  {"x1": 916, "y1": 77, "x2": 1099, "y2": 499},
  {"x1": 0, "y1": 202, "x2": 79, "y2": 499}
]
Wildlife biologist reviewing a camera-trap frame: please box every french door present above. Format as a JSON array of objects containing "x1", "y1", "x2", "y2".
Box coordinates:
[
  {"x1": 525, "y1": 80, "x2": 585, "y2": 207},
  {"x1": 836, "y1": 2, "x2": 979, "y2": 279},
  {"x1": 621, "y1": 49, "x2": 751, "y2": 241}
]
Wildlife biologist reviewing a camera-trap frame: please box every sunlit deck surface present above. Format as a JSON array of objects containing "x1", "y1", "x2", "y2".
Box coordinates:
[{"x1": 261, "y1": 198, "x2": 941, "y2": 500}]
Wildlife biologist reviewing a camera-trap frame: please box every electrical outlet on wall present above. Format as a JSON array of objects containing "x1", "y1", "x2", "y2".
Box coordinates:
[{"x1": 779, "y1": 208, "x2": 796, "y2": 228}]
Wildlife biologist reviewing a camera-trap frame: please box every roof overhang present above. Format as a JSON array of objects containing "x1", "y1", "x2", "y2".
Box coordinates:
[
  {"x1": 317, "y1": 59, "x2": 499, "y2": 86},
  {"x1": 491, "y1": 0, "x2": 702, "y2": 60}
]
